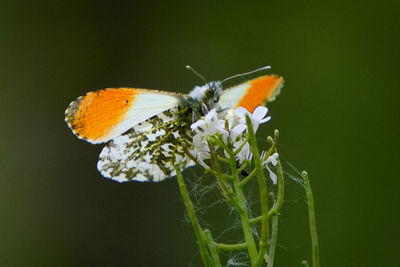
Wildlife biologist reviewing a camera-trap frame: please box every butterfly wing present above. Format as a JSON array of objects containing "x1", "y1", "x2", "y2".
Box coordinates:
[
  {"x1": 218, "y1": 75, "x2": 284, "y2": 112},
  {"x1": 65, "y1": 88, "x2": 183, "y2": 144},
  {"x1": 97, "y1": 106, "x2": 195, "y2": 182}
]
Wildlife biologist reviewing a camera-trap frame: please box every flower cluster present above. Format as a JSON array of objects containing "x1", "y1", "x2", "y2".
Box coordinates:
[
  {"x1": 178, "y1": 103, "x2": 319, "y2": 267},
  {"x1": 190, "y1": 106, "x2": 279, "y2": 183}
]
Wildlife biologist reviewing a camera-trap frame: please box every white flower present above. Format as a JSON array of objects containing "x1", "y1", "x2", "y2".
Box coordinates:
[
  {"x1": 189, "y1": 134, "x2": 210, "y2": 168},
  {"x1": 230, "y1": 124, "x2": 246, "y2": 142},
  {"x1": 190, "y1": 108, "x2": 226, "y2": 165},
  {"x1": 191, "y1": 108, "x2": 224, "y2": 136},
  {"x1": 261, "y1": 152, "x2": 279, "y2": 184},
  {"x1": 221, "y1": 123, "x2": 247, "y2": 145},
  {"x1": 217, "y1": 109, "x2": 247, "y2": 145},
  {"x1": 226, "y1": 108, "x2": 241, "y2": 130},
  {"x1": 190, "y1": 131, "x2": 210, "y2": 164},
  {"x1": 190, "y1": 106, "x2": 272, "y2": 167},
  {"x1": 235, "y1": 141, "x2": 252, "y2": 164},
  {"x1": 235, "y1": 106, "x2": 271, "y2": 132}
]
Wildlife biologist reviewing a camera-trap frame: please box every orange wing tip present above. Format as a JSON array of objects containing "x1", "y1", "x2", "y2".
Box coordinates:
[
  {"x1": 65, "y1": 95, "x2": 92, "y2": 140},
  {"x1": 267, "y1": 76, "x2": 284, "y2": 102},
  {"x1": 235, "y1": 75, "x2": 284, "y2": 113},
  {"x1": 65, "y1": 89, "x2": 137, "y2": 144}
]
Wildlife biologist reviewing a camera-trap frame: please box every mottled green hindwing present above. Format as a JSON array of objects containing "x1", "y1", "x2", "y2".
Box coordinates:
[{"x1": 97, "y1": 106, "x2": 194, "y2": 182}]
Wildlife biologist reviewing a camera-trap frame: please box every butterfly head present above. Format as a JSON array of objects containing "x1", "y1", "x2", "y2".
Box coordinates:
[{"x1": 188, "y1": 81, "x2": 222, "y2": 119}]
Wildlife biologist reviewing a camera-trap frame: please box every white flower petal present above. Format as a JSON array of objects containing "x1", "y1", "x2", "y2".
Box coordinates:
[
  {"x1": 234, "y1": 107, "x2": 249, "y2": 116},
  {"x1": 266, "y1": 153, "x2": 279, "y2": 166},
  {"x1": 234, "y1": 107, "x2": 250, "y2": 124},
  {"x1": 236, "y1": 142, "x2": 252, "y2": 163},
  {"x1": 206, "y1": 125, "x2": 217, "y2": 135},
  {"x1": 193, "y1": 134, "x2": 203, "y2": 149},
  {"x1": 222, "y1": 133, "x2": 229, "y2": 144},
  {"x1": 267, "y1": 168, "x2": 277, "y2": 184},
  {"x1": 259, "y1": 116, "x2": 271, "y2": 124},
  {"x1": 205, "y1": 108, "x2": 217, "y2": 122},
  {"x1": 253, "y1": 106, "x2": 268, "y2": 121},
  {"x1": 262, "y1": 153, "x2": 279, "y2": 184},
  {"x1": 252, "y1": 122, "x2": 260, "y2": 133},
  {"x1": 231, "y1": 124, "x2": 246, "y2": 142},
  {"x1": 226, "y1": 109, "x2": 240, "y2": 129},
  {"x1": 191, "y1": 120, "x2": 204, "y2": 130},
  {"x1": 233, "y1": 105, "x2": 272, "y2": 132},
  {"x1": 260, "y1": 151, "x2": 267, "y2": 161}
]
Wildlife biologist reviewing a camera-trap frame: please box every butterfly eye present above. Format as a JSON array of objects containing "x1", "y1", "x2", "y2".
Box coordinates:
[{"x1": 205, "y1": 88, "x2": 214, "y2": 99}]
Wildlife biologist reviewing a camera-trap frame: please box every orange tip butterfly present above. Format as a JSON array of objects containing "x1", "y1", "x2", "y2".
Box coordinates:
[{"x1": 65, "y1": 66, "x2": 283, "y2": 182}]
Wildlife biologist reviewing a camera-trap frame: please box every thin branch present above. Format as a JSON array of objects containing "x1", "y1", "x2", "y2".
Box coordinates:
[
  {"x1": 226, "y1": 143, "x2": 258, "y2": 266},
  {"x1": 245, "y1": 115, "x2": 270, "y2": 267},
  {"x1": 204, "y1": 229, "x2": 222, "y2": 267},
  {"x1": 216, "y1": 242, "x2": 248, "y2": 251},
  {"x1": 238, "y1": 169, "x2": 257, "y2": 188},
  {"x1": 302, "y1": 171, "x2": 320, "y2": 267},
  {"x1": 174, "y1": 165, "x2": 214, "y2": 267}
]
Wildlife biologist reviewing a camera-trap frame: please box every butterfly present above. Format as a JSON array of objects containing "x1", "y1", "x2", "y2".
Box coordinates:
[{"x1": 65, "y1": 68, "x2": 283, "y2": 182}]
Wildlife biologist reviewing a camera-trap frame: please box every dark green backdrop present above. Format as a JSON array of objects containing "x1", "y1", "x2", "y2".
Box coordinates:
[{"x1": 1, "y1": 0, "x2": 399, "y2": 266}]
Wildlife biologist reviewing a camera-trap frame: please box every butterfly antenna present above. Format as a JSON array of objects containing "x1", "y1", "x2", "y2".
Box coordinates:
[
  {"x1": 186, "y1": 65, "x2": 208, "y2": 84},
  {"x1": 221, "y1": 65, "x2": 271, "y2": 83},
  {"x1": 186, "y1": 65, "x2": 213, "y2": 90}
]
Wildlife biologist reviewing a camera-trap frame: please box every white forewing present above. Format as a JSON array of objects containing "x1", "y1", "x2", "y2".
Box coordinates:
[
  {"x1": 218, "y1": 82, "x2": 250, "y2": 110},
  {"x1": 217, "y1": 75, "x2": 283, "y2": 112},
  {"x1": 107, "y1": 91, "x2": 181, "y2": 141}
]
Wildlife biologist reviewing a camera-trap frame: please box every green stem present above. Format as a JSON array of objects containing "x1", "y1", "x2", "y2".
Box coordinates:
[
  {"x1": 273, "y1": 157, "x2": 285, "y2": 211},
  {"x1": 227, "y1": 145, "x2": 258, "y2": 266},
  {"x1": 249, "y1": 215, "x2": 262, "y2": 225},
  {"x1": 217, "y1": 156, "x2": 230, "y2": 164},
  {"x1": 302, "y1": 171, "x2": 320, "y2": 267},
  {"x1": 216, "y1": 242, "x2": 248, "y2": 251},
  {"x1": 204, "y1": 168, "x2": 218, "y2": 177},
  {"x1": 262, "y1": 130, "x2": 279, "y2": 162},
  {"x1": 246, "y1": 115, "x2": 270, "y2": 267},
  {"x1": 207, "y1": 138, "x2": 236, "y2": 206},
  {"x1": 204, "y1": 229, "x2": 222, "y2": 267},
  {"x1": 238, "y1": 169, "x2": 257, "y2": 188},
  {"x1": 266, "y1": 216, "x2": 278, "y2": 267},
  {"x1": 249, "y1": 208, "x2": 279, "y2": 226},
  {"x1": 175, "y1": 165, "x2": 214, "y2": 267},
  {"x1": 267, "y1": 156, "x2": 284, "y2": 267}
]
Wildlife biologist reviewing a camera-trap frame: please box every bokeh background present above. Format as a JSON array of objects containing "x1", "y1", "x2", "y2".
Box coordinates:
[{"x1": 1, "y1": 0, "x2": 399, "y2": 266}]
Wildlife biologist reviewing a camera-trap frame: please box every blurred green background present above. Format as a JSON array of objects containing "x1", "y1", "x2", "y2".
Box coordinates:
[{"x1": 1, "y1": 0, "x2": 399, "y2": 266}]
